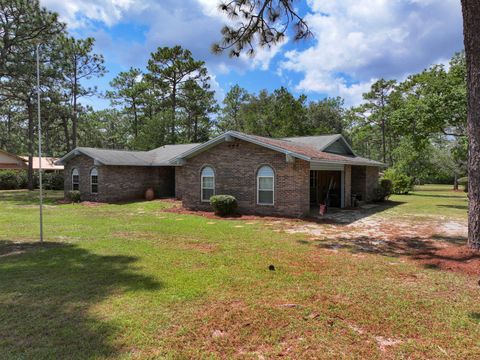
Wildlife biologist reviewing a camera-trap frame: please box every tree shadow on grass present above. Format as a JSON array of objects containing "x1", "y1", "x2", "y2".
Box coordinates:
[
  {"x1": 315, "y1": 235, "x2": 440, "y2": 258},
  {"x1": 0, "y1": 240, "x2": 162, "y2": 359},
  {"x1": 411, "y1": 193, "x2": 466, "y2": 199},
  {"x1": 0, "y1": 190, "x2": 63, "y2": 205},
  {"x1": 313, "y1": 233, "x2": 480, "y2": 275},
  {"x1": 437, "y1": 204, "x2": 468, "y2": 211},
  {"x1": 469, "y1": 312, "x2": 480, "y2": 324},
  {"x1": 314, "y1": 234, "x2": 467, "y2": 259}
]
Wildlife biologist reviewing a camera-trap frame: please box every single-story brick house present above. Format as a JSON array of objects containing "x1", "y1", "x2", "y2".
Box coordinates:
[{"x1": 56, "y1": 131, "x2": 384, "y2": 217}]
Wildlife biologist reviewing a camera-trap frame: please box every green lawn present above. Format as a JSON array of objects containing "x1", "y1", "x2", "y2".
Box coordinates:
[
  {"x1": 387, "y1": 184, "x2": 469, "y2": 219},
  {"x1": 0, "y1": 185, "x2": 478, "y2": 359}
]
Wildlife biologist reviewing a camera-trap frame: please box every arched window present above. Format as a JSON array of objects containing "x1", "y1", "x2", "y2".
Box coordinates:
[
  {"x1": 71, "y1": 168, "x2": 80, "y2": 191},
  {"x1": 90, "y1": 168, "x2": 98, "y2": 194},
  {"x1": 201, "y1": 166, "x2": 215, "y2": 202},
  {"x1": 257, "y1": 165, "x2": 274, "y2": 205}
]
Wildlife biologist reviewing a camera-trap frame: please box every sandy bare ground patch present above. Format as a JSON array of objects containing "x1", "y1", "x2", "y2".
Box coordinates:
[{"x1": 281, "y1": 212, "x2": 477, "y2": 275}]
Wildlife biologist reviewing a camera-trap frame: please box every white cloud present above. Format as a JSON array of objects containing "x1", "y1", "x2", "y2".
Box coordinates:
[
  {"x1": 207, "y1": 70, "x2": 225, "y2": 103},
  {"x1": 42, "y1": 0, "x2": 283, "y2": 74},
  {"x1": 41, "y1": 0, "x2": 139, "y2": 28},
  {"x1": 280, "y1": 0, "x2": 463, "y2": 105}
]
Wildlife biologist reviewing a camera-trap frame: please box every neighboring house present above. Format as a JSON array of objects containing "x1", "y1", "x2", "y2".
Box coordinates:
[
  {"x1": 56, "y1": 131, "x2": 384, "y2": 217},
  {"x1": 19, "y1": 156, "x2": 64, "y2": 172},
  {"x1": 0, "y1": 149, "x2": 64, "y2": 172},
  {"x1": 0, "y1": 149, "x2": 27, "y2": 170}
]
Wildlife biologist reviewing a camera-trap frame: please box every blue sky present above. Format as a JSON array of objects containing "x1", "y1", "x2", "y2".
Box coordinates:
[{"x1": 41, "y1": 0, "x2": 463, "y2": 109}]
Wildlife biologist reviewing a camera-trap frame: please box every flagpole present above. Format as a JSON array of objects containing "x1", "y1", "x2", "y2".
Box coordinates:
[{"x1": 36, "y1": 44, "x2": 43, "y2": 243}]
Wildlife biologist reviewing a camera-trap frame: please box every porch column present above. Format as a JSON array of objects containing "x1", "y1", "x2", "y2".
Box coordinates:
[{"x1": 344, "y1": 165, "x2": 352, "y2": 207}]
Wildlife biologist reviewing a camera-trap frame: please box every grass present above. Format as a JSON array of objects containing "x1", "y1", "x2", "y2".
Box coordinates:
[
  {"x1": 386, "y1": 184, "x2": 469, "y2": 219},
  {"x1": 0, "y1": 185, "x2": 478, "y2": 359}
]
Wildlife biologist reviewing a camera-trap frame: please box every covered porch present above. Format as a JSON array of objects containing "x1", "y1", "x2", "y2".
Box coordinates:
[{"x1": 309, "y1": 163, "x2": 379, "y2": 210}]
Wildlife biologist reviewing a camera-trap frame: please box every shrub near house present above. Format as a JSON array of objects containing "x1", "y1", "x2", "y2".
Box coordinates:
[
  {"x1": 372, "y1": 179, "x2": 393, "y2": 202},
  {"x1": 0, "y1": 170, "x2": 23, "y2": 190},
  {"x1": 0, "y1": 170, "x2": 63, "y2": 190},
  {"x1": 210, "y1": 195, "x2": 238, "y2": 216},
  {"x1": 382, "y1": 168, "x2": 414, "y2": 194}
]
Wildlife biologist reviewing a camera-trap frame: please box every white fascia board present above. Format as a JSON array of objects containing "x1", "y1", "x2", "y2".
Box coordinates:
[
  {"x1": 310, "y1": 159, "x2": 385, "y2": 167},
  {"x1": 55, "y1": 149, "x2": 78, "y2": 165}
]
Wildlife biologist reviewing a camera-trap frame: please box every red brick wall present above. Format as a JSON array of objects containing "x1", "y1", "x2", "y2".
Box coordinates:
[
  {"x1": 176, "y1": 139, "x2": 310, "y2": 217},
  {"x1": 63, "y1": 155, "x2": 175, "y2": 202},
  {"x1": 365, "y1": 166, "x2": 380, "y2": 201},
  {"x1": 351, "y1": 165, "x2": 379, "y2": 202}
]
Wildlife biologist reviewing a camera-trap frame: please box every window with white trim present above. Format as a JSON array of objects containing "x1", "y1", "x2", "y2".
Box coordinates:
[
  {"x1": 90, "y1": 168, "x2": 98, "y2": 194},
  {"x1": 72, "y1": 168, "x2": 79, "y2": 191},
  {"x1": 257, "y1": 165, "x2": 274, "y2": 205},
  {"x1": 201, "y1": 166, "x2": 215, "y2": 202}
]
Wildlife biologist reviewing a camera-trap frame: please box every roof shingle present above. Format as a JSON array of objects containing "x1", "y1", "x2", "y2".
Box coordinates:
[{"x1": 239, "y1": 133, "x2": 384, "y2": 167}]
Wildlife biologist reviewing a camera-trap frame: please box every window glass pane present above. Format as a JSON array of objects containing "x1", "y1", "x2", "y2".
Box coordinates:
[
  {"x1": 259, "y1": 190, "x2": 273, "y2": 204},
  {"x1": 91, "y1": 175, "x2": 98, "y2": 184},
  {"x1": 259, "y1": 177, "x2": 273, "y2": 190},
  {"x1": 202, "y1": 176, "x2": 214, "y2": 188},
  {"x1": 258, "y1": 166, "x2": 274, "y2": 177},
  {"x1": 73, "y1": 183, "x2": 79, "y2": 191},
  {"x1": 202, "y1": 188, "x2": 214, "y2": 201},
  {"x1": 91, "y1": 184, "x2": 98, "y2": 193},
  {"x1": 201, "y1": 167, "x2": 214, "y2": 177},
  {"x1": 73, "y1": 175, "x2": 79, "y2": 183}
]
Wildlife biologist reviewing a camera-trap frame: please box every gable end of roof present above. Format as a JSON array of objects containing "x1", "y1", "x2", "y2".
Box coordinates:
[{"x1": 169, "y1": 131, "x2": 312, "y2": 164}]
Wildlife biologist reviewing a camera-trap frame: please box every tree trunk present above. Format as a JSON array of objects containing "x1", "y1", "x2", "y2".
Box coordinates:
[
  {"x1": 462, "y1": 0, "x2": 480, "y2": 250},
  {"x1": 453, "y1": 173, "x2": 459, "y2": 191},
  {"x1": 171, "y1": 80, "x2": 177, "y2": 144},
  {"x1": 62, "y1": 115, "x2": 71, "y2": 152},
  {"x1": 193, "y1": 115, "x2": 198, "y2": 142},
  {"x1": 381, "y1": 114, "x2": 386, "y2": 164},
  {"x1": 72, "y1": 62, "x2": 78, "y2": 149},
  {"x1": 26, "y1": 99, "x2": 34, "y2": 191},
  {"x1": 72, "y1": 91, "x2": 77, "y2": 149},
  {"x1": 132, "y1": 99, "x2": 138, "y2": 139}
]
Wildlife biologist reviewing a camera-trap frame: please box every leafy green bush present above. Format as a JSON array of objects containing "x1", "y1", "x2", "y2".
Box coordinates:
[
  {"x1": 210, "y1": 195, "x2": 238, "y2": 216},
  {"x1": 0, "y1": 170, "x2": 43, "y2": 189},
  {"x1": 372, "y1": 187, "x2": 387, "y2": 202},
  {"x1": 458, "y1": 177, "x2": 468, "y2": 193},
  {"x1": 0, "y1": 170, "x2": 20, "y2": 190},
  {"x1": 372, "y1": 179, "x2": 393, "y2": 202},
  {"x1": 16, "y1": 171, "x2": 28, "y2": 188},
  {"x1": 43, "y1": 172, "x2": 64, "y2": 190},
  {"x1": 380, "y1": 179, "x2": 392, "y2": 197},
  {"x1": 382, "y1": 168, "x2": 414, "y2": 195},
  {"x1": 67, "y1": 190, "x2": 81, "y2": 203}
]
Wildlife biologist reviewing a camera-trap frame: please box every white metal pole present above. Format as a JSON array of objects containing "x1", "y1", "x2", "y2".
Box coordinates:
[{"x1": 36, "y1": 44, "x2": 43, "y2": 243}]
